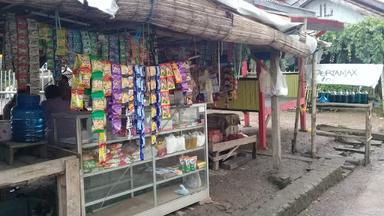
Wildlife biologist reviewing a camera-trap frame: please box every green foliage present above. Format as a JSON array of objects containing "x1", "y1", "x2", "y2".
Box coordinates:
[{"x1": 321, "y1": 17, "x2": 384, "y2": 64}]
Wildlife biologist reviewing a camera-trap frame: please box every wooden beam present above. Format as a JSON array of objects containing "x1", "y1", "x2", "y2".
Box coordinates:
[
  {"x1": 381, "y1": 66, "x2": 384, "y2": 114},
  {"x1": 208, "y1": 135, "x2": 257, "y2": 152},
  {"x1": 291, "y1": 57, "x2": 304, "y2": 153},
  {"x1": 0, "y1": 156, "x2": 76, "y2": 187},
  {"x1": 311, "y1": 52, "x2": 317, "y2": 158},
  {"x1": 270, "y1": 51, "x2": 281, "y2": 170},
  {"x1": 317, "y1": 124, "x2": 384, "y2": 141},
  {"x1": 257, "y1": 60, "x2": 267, "y2": 150}
]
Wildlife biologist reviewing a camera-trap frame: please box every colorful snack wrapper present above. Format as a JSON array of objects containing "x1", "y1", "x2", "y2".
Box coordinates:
[
  {"x1": 91, "y1": 111, "x2": 106, "y2": 133},
  {"x1": 70, "y1": 89, "x2": 84, "y2": 110},
  {"x1": 91, "y1": 91, "x2": 106, "y2": 111},
  {"x1": 91, "y1": 71, "x2": 104, "y2": 93},
  {"x1": 98, "y1": 132, "x2": 107, "y2": 163}
]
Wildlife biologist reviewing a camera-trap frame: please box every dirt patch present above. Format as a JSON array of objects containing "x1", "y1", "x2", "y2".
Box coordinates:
[{"x1": 173, "y1": 110, "x2": 384, "y2": 216}]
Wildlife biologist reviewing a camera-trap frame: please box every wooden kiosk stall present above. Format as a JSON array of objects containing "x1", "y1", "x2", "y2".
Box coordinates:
[{"x1": 0, "y1": 0, "x2": 311, "y2": 215}]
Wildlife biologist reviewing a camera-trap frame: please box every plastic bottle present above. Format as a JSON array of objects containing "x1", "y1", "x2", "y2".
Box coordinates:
[
  {"x1": 329, "y1": 91, "x2": 336, "y2": 102},
  {"x1": 349, "y1": 90, "x2": 355, "y2": 104},
  {"x1": 362, "y1": 90, "x2": 369, "y2": 104},
  {"x1": 356, "y1": 90, "x2": 362, "y2": 104},
  {"x1": 344, "y1": 90, "x2": 349, "y2": 103},
  {"x1": 325, "y1": 90, "x2": 331, "y2": 102},
  {"x1": 11, "y1": 95, "x2": 45, "y2": 142},
  {"x1": 337, "y1": 90, "x2": 344, "y2": 103}
]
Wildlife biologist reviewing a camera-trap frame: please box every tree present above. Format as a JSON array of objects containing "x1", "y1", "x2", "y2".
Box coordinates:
[{"x1": 321, "y1": 17, "x2": 384, "y2": 64}]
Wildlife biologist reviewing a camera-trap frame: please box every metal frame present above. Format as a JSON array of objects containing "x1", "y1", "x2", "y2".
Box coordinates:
[{"x1": 52, "y1": 103, "x2": 210, "y2": 215}]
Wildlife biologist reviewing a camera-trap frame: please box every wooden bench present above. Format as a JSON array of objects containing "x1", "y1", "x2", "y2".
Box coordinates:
[
  {"x1": 208, "y1": 135, "x2": 257, "y2": 170},
  {"x1": 0, "y1": 141, "x2": 47, "y2": 165}
]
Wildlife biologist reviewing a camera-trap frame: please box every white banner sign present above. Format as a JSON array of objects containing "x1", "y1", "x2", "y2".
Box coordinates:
[{"x1": 307, "y1": 64, "x2": 383, "y2": 87}]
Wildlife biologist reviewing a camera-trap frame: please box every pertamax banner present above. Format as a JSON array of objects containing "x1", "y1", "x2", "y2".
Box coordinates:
[{"x1": 307, "y1": 64, "x2": 383, "y2": 87}]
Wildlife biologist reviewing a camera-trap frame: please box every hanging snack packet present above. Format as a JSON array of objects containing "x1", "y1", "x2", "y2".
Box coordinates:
[
  {"x1": 56, "y1": 28, "x2": 67, "y2": 56},
  {"x1": 161, "y1": 92, "x2": 170, "y2": 105},
  {"x1": 128, "y1": 102, "x2": 135, "y2": 114},
  {"x1": 122, "y1": 92, "x2": 129, "y2": 104},
  {"x1": 91, "y1": 111, "x2": 106, "y2": 133},
  {"x1": 91, "y1": 91, "x2": 106, "y2": 111},
  {"x1": 151, "y1": 135, "x2": 157, "y2": 145},
  {"x1": 70, "y1": 89, "x2": 84, "y2": 110},
  {"x1": 104, "y1": 76, "x2": 112, "y2": 97},
  {"x1": 102, "y1": 61, "x2": 112, "y2": 78},
  {"x1": 98, "y1": 132, "x2": 107, "y2": 163},
  {"x1": 122, "y1": 77, "x2": 129, "y2": 89},
  {"x1": 160, "y1": 64, "x2": 168, "y2": 77},
  {"x1": 161, "y1": 105, "x2": 171, "y2": 119},
  {"x1": 172, "y1": 62, "x2": 183, "y2": 84},
  {"x1": 160, "y1": 78, "x2": 168, "y2": 92},
  {"x1": 121, "y1": 64, "x2": 129, "y2": 76},
  {"x1": 127, "y1": 65, "x2": 134, "y2": 76},
  {"x1": 167, "y1": 77, "x2": 175, "y2": 90},
  {"x1": 75, "y1": 54, "x2": 91, "y2": 70},
  {"x1": 91, "y1": 57, "x2": 103, "y2": 72},
  {"x1": 81, "y1": 31, "x2": 92, "y2": 54},
  {"x1": 91, "y1": 71, "x2": 104, "y2": 93},
  {"x1": 81, "y1": 69, "x2": 92, "y2": 89}
]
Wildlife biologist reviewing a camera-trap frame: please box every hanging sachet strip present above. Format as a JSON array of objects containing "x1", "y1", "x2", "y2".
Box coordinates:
[
  {"x1": 16, "y1": 16, "x2": 29, "y2": 90},
  {"x1": 134, "y1": 65, "x2": 145, "y2": 160},
  {"x1": 27, "y1": 18, "x2": 40, "y2": 95}
]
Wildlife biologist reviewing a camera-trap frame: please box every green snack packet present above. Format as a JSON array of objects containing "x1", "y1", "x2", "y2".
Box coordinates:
[
  {"x1": 91, "y1": 71, "x2": 104, "y2": 93},
  {"x1": 91, "y1": 110, "x2": 106, "y2": 133},
  {"x1": 91, "y1": 91, "x2": 106, "y2": 111}
]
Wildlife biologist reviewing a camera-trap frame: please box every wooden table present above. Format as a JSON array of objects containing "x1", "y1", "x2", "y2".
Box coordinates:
[
  {"x1": 0, "y1": 140, "x2": 47, "y2": 165},
  {"x1": 0, "y1": 155, "x2": 81, "y2": 216},
  {"x1": 209, "y1": 135, "x2": 257, "y2": 170}
]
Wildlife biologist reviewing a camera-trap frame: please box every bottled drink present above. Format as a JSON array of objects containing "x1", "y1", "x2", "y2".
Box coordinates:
[{"x1": 11, "y1": 95, "x2": 45, "y2": 142}]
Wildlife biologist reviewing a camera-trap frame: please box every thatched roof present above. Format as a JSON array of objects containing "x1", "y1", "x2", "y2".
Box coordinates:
[{"x1": 0, "y1": 0, "x2": 311, "y2": 56}]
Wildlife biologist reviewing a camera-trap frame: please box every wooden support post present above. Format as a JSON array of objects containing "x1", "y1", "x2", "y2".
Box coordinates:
[
  {"x1": 292, "y1": 57, "x2": 304, "y2": 153},
  {"x1": 270, "y1": 52, "x2": 281, "y2": 170},
  {"x1": 299, "y1": 58, "x2": 307, "y2": 131},
  {"x1": 380, "y1": 67, "x2": 384, "y2": 114},
  {"x1": 243, "y1": 112, "x2": 250, "y2": 127},
  {"x1": 365, "y1": 104, "x2": 372, "y2": 165},
  {"x1": 57, "y1": 157, "x2": 81, "y2": 216},
  {"x1": 257, "y1": 60, "x2": 267, "y2": 150},
  {"x1": 311, "y1": 53, "x2": 318, "y2": 158}
]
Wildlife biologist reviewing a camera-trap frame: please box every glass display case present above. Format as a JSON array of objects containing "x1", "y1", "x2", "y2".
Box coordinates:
[{"x1": 52, "y1": 103, "x2": 209, "y2": 215}]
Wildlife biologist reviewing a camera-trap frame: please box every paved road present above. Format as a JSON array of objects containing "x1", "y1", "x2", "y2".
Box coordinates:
[
  {"x1": 299, "y1": 159, "x2": 384, "y2": 216},
  {"x1": 340, "y1": 163, "x2": 384, "y2": 216}
]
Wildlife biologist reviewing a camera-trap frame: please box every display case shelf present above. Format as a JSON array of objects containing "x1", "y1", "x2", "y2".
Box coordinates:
[
  {"x1": 53, "y1": 103, "x2": 209, "y2": 215},
  {"x1": 83, "y1": 159, "x2": 152, "y2": 178},
  {"x1": 156, "y1": 146, "x2": 205, "y2": 161},
  {"x1": 156, "y1": 168, "x2": 206, "y2": 185},
  {"x1": 85, "y1": 182, "x2": 154, "y2": 207},
  {"x1": 81, "y1": 124, "x2": 204, "y2": 149}
]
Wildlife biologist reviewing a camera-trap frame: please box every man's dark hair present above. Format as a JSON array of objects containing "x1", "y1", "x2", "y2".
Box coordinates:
[{"x1": 44, "y1": 85, "x2": 61, "y2": 99}]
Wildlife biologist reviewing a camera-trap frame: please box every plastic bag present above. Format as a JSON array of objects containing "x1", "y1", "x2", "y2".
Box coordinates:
[
  {"x1": 259, "y1": 64, "x2": 272, "y2": 96},
  {"x1": 183, "y1": 172, "x2": 202, "y2": 189},
  {"x1": 275, "y1": 68, "x2": 288, "y2": 96},
  {"x1": 259, "y1": 63, "x2": 288, "y2": 96}
]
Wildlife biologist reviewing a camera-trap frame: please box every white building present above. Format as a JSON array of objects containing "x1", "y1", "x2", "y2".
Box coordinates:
[{"x1": 291, "y1": 0, "x2": 384, "y2": 23}]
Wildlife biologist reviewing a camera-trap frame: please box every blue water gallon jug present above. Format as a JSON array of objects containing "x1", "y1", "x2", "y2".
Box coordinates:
[{"x1": 11, "y1": 95, "x2": 45, "y2": 142}]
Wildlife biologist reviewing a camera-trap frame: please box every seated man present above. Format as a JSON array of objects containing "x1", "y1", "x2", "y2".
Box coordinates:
[
  {"x1": 3, "y1": 87, "x2": 30, "y2": 120},
  {"x1": 41, "y1": 85, "x2": 71, "y2": 144}
]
